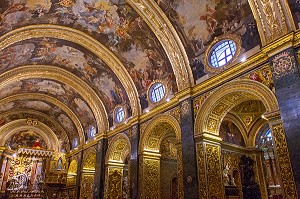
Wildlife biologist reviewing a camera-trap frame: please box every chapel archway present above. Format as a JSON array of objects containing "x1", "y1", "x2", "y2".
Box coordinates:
[
  {"x1": 139, "y1": 114, "x2": 182, "y2": 199},
  {"x1": 80, "y1": 150, "x2": 96, "y2": 199},
  {"x1": 195, "y1": 79, "x2": 286, "y2": 199},
  {"x1": 105, "y1": 134, "x2": 131, "y2": 199}
]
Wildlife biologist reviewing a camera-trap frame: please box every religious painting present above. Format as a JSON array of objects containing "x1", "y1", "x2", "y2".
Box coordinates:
[
  {"x1": 219, "y1": 120, "x2": 245, "y2": 146},
  {"x1": 156, "y1": 0, "x2": 261, "y2": 82},
  {"x1": 5, "y1": 130, "x2": 47, "y2": 150},
  {"x1": 0, "y1": 38, "x2": 131, "y2": 125},
  {"x1": 1, "y1": 111, "x2": 68, "y2": 147},
  {"x1": 288, "y1": 0, "x2": 300, "y2": 28},
  {"x1": 0, "y1": 0, "x2": 177, "y2": 110}
]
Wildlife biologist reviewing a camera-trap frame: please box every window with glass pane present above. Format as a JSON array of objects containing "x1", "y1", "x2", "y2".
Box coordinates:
[
  {"x1": 150, "y1": 82, "x2": 166, "y2": 103},
  {"x1": 88, "y1": 126, "x2": 96, "y2": 138},
  {"x1": 115, "y1": 107, "x2": 125, "y2": 123},
  {"x1": 210, "y1": 40, "x2": 236, "y2": 68}
]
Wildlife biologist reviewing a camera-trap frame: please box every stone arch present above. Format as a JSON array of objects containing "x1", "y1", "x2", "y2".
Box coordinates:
[
  {"x1": 106, "y1": 133, "x2": 131, "y2": 164},
  {"x1": 0, "y1": 119, "x2": 60, "y2": 151},
  {"x1": 195, "y1": 79, "x2": 279, "y2": 136},
  {"x1": 140, "y1": 114, "x2": 181, "y2": 153}
]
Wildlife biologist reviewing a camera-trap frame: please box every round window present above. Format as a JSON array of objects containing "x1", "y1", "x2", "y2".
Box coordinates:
[
  {"x1": 209, "y1": 40, "x2": 237, "y2": 68},
  {"x1": 72, "y1": 137, "x2": 78, "y2": 149},
  {"x1": 88, "y1": 126, "x2": 96, "y2": 138},
  {"x1": 149, "y1": 82, "x2": 166, "y2": 103},
  {"x1": 115, "y1": 107, "x2": 125, "y2": 123}
]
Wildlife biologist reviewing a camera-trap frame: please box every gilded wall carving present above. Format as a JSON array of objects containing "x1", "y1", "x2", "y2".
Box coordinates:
[
  {"x1": 142, "y1": 158, "x2": 160, "y2": 199},
  {"x1": 80, "y1": 174, "x2": 95, "y2": 199},
  {"x1": 108, "y1": 168, "x2": 122, "y2": 199},
  {"x1": 206, "y1": 144, "x2": 224, "y2": 198},
  {"x1": 196, "y1": 144, "x2": 207, "y2": 199},
  {"x1": 83, "y1": 152, "x2": 96, "y2": 170},
  {"x1": 271, "y1": 123, "x2": 297, "y2": 198}
]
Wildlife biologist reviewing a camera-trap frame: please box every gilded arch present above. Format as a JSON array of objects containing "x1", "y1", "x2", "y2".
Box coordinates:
[
  {"x1": 67, "y1": 159, "x2": 78, "y2": 187},
  {"x1": 82, "y1": 148, "x2": 96, "y2": 170},
  {"x1": 0, "y1": 119, "x2": 60, "y2": 151},
  {"x1": 0, "y1": 25, "x2": 141, "y2": 117},
  {"x1": 195, "y1": 79, "x2": 279, "y2": 136},
  {"x1": 140, "y1": 114, "x2": 181, "y2": 153},
  {"x1": 0, "y1": 93, "x2": 85, "y2": 145},
  {"x1": 0, "y1": 65, "x2": 108, "y2": 133},
  {"x1": 106, "y1": 133, "x2": 131, "y2": 164}
]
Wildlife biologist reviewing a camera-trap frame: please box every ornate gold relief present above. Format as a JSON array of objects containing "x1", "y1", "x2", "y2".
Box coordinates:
[
  {"x1": 206, "y1": 144, "x2": 224, "y2": 198},
  {"x1": 67, "y1": 159, "x2": 77, "y2": 187},
  {"x1": 248, "y1": 0, "x2": 295, "y2": 45},
  {"x1": 108, "y1": 168, "x2": 122, "y2": 199},
  {"x1": 271, "y1": 123, "x2": 297, "y2": 198},
  {"x1": 142, "y1": 158, "x2": 160, "y2": 199},
  {"x1": 80, "y1": 173, "x2": 95, "y2": 199},
  {"x1": 196, "y1": 144, "x2": 207, "y2": 199},
  {"x1": 83, "y1": 152, "x2": 96, "y2": 170}
]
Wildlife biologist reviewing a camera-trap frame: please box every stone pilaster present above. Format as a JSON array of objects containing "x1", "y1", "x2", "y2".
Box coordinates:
[
  {"x1": 180, "y1": 99, "x2": 199, "y2": 199},
  {"x1": 93, "y1": 138, "x2": 108, "y2": 199},
  {"x1": 76, "y1": 151, "x2": 83, "y2": 199},
  {"x1": 129, "y1": 124, "x2": 139, "y2": 199}
]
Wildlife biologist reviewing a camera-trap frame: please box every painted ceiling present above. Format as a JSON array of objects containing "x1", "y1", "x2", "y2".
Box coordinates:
[{"x1": 1, "y1": 0, "x2": 296, "y2": 151}]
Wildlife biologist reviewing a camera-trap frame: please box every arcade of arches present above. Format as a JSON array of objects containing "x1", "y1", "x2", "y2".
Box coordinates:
[{"x1": 1, "y1": 0, "x2": 300, "y2": 198}]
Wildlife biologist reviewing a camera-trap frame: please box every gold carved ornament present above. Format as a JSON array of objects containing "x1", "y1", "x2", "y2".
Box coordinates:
[
  {"x1": 108, "y1": 168, "x2": 122, "y2": 199},
  {"x1": 206, "y1": 144, "x2": 224, "y2": 198},
  {"x1": 83, "y1": 152, "x2": 96, "y2": 170},
  {"x1": 271, "y1": 123, "x2": 297, "y2": 198},
  {"x1": 196, "y1": 144, "x2": 207, "y2": 199}
]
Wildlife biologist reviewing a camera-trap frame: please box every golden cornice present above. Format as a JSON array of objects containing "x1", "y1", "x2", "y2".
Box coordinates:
[
  {"x1": 129, "y1": 0, "x2": 194, "y2": 90},
  {"x1": 0, "y1": 65, "x2": 108, "y2": 133},
  {"x1": 1, "y1": 109, "x2": 69, "y2": 143},
  {"x1": 261, "y1": 32, "x2": 295, "y2": 56},
  {"x1": 0, "y1": 93, "x2": 85, "y2": 145},
  {"x1": 0, "y1": 119, "x2": 60, "y2": 151},
  {"x1": 0, "y1": 24, "x2": 141, "y2": 117}
]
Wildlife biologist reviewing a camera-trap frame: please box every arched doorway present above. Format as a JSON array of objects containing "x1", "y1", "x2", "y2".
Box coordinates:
[
  {"x1": 105, "y1": 134, "x2": 130, "y2": 199},
  {"x1": 139, "y1": 114, "x2": 183, "y2": 199}
]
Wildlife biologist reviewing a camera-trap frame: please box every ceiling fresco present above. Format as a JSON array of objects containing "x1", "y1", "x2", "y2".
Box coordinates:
[
  {"x1": 0, "y1": 79, "x2": 96, "y2": 131},
  {"x1": 0, "y1": 37, "x2": 131, "y2": 125},
  {"x1": 0, "y1": 0, "x2": 177, "y2": 110},
  {"x1": 155, "y1": 0, "x2": 261, "y2": 82},
  {"x1": 0, "y1": 99, "x2": 78, "y2": 141}
]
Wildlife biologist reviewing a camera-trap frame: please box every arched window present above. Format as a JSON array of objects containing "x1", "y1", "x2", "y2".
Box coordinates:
[
  {"x1": 72, "y1": 138, "x2": 78, "y2": 149},
  {"x1": 149, "y1": 82, "x2": 166, "y2": 103},
  {"x1": 115, "y1": 107, "x2": 125, "y2": 123},
  {"x1": 88, "y1": 125, "x2": 96, "y2": 139},
  {"x1": 209, "y1": 40, "x2": 237, "y2": 68}
]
